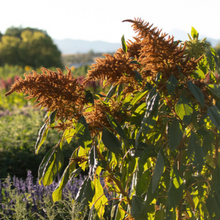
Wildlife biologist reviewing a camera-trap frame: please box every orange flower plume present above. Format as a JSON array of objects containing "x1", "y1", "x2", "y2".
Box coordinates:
[{"x1": 5, "y1": 68, "x2": 87, "y2": 123}]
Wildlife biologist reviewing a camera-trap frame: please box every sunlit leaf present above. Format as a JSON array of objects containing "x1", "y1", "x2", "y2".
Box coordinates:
[
  {"x1": 175, "y1": 96, "x2": 193, "y2": 121},
  {"x1": 121, "y1": 35, "x2": 127, "y2": 53},
  {"x1": 52, "y1": 166, "x2": 81, "y2": 202},
  {"x1": 41, "y1": 146, "x2": 64, "y2": 186}
]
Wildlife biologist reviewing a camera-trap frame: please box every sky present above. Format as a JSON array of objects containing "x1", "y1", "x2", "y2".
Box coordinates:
[{"x1": 0, "y1": 0, "x2": 220, "y2": 43}]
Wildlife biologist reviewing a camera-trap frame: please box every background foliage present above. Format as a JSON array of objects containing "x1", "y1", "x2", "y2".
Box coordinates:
[{"x1": 0, "y1": 27, "x2": 63, "y2": 68}]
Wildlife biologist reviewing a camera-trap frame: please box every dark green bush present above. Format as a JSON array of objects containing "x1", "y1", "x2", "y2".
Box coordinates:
[{"x1": 0, "y1": 108, "x2": 76, "y2": 180}]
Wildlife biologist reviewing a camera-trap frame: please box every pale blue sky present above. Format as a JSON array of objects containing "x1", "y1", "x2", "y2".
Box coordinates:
[{"x1": 0, "y1": 0, "x2": 219, "y2": 43}]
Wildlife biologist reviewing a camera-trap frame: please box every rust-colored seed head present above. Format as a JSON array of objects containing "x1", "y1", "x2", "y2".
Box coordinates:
[{"x1": 5, "y1": 67, "x2": 87, "y2": 123}]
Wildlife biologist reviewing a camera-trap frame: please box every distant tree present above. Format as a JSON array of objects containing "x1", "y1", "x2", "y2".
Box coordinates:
[
  {"x1": 0, "y1": 27, "x2": 63, "y2": 68},
  {"x1": 5, "y1": 26, "x2": 23, "y2": 38}
]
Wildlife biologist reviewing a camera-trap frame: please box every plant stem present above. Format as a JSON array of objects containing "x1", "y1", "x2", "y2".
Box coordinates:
[{"x1": 94, "y1": 143, "x2": 131, "y2": 206}]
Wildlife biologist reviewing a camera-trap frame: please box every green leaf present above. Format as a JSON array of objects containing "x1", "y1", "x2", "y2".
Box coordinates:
[
  {"x1": 167, "y1": 180, "x2": 184, "y2": 210},
  {"x1": 88, "y1": 145, "x2": 98, "y2": 180},
  {"x1": 169, "y1": 118, "x2": 183, "y2": 151},
  {"x1": 52, "y1": 166, "x2": 81, "y2": 202},
  {"x1": 105, "y1": 84, "x2": 117, "y2": 101},
  {"x1": 49, "y1": 109, "x2": 57, "y2": 125},
  {"x1": 188, "y1": 131, "x2": 198, "y2": 159},
  {"x1": 117, "y1": 83, "x2": 123, "y2": 98},
  {"x1": 41, "y1": 146, "x2": 64, "y2": 186},
  {"x1": 89, "y1": 174, "x2": 108, "y2": 219},
  {"x1": 131, "y1": 195, "x2": 144, "y2": 219},
  {"x1": 134, "y1": 70, "x2": 142, "y2": 83},
  {"x1": 187, "y1": 81, "x2": 205, "y2": 106},
  {"x1": 102, "y1": 127, "x2": 122, "y2": 156},
  {"x1": 191, "y1": 27, "x2": 198, "y2": 39},
  {"x1": 146, "y1": 92, "x2": 160, "y2": 115},
  {"x1": 175, "y1": 96, "x2": 193, "y2": 121},
  {"x1": 152, "y1": 151, "x2": 164, "y2": 193},
  {"x1": 75, "y1": 176, "x2": 95, "y2": 208},
  {"x1": 121, "y1": 35, "x2": 127, "y2": 53},
  {"x1": 206, "y1": 192, "x2": 220, "y2": 219},
  {"x1": 105, "y1": 112, "x2": 126, "y2": 139},
  {"x1": 75, "y1": 116, "x2": 92, "y2": 149},
  {"x1": 207, "y1": 84, "x2": 220, "y2": 101},
  {"x1": 130, "y1": 60, "x2": 140, "y2": 64},
  {"x1": 35, "y1": 123, "x2": 49, "y2": 154},
  {"x1": 195, "y1": 68, "x2": 205, "y2": 79},
  {"x1": 194, "y1": 145, "x2": 205, "y2": 172},
  {"x1": 207, "y1": 105, "x2": 220, "y2": 131},
  {"x1": 167, "y1": 75, "x2": 177, "y2": 94},
  {"x1": 130, "y1": 90, "x2": 149, "y2": 107},
  {"x1": 38, "y1": 148, "x2": 54, "y2": 185},
  {"x1": 85, "y1": 90, "x2": 94, "y2": 105}
]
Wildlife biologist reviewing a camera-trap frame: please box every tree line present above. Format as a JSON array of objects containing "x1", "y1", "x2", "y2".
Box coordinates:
[{"x1": 0, "y1": 27, "x2": 63, "y2": 68}]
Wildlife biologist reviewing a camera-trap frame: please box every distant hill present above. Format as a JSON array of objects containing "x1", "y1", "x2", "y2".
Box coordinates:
[
  {"x1": 169, "y1": 29, "x2": 220, "y2": 47},
  {"x1": 53, "y1": 39, "x2": 120, "y2": 55},
  {"x1": 53, "y1": 30, "x2": 220, "y2": 55}
]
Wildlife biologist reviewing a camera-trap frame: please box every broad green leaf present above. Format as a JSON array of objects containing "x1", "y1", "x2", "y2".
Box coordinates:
[
  {"x1": 206, "y1": 192, "x2": 220, "y2": 219},
  {"x1": 35, "y1": 123, "x2": 49, "y2": 154},
  {"x1": 41, "y1": 146, "x2": 64, "y2": 186},
  {"x1": 89, "y1": 176, "x2": 108, "y2": 219},
  {"x1": 75, "y1": 116, "x2": 92, "y2": 150},
  {"x1": 85, "y1": 90, "x2": 94, "y2": 105},
  {"x1": 102, "y1": 127, "x2": 122, "y2": 156},
  {"x1": 52, "y1": 166, "x2": 81, "y2": 202},
  {"x1": 169, "y1": 118, "x2": 183, "y2": 151},
  {"x1": 38, "y1": 148, "x2": 54, "y2": 185},
  {"x1": 195, "y1": 68, "x2": 205, "y2": 79},
  {"x1": 136, "y1": 169, "x2": 151, "y2": 196},
  {"x1": 187, "y1": 81, "x2": 205, "y2": 106},
  {"x1": 131, "y1": 195, "x2": 144, "y2": 219},
  {"x1": 105, "y1": 112, "x2": 126, "y2": 139},
  {"x1": 75, "y1": 176, "x2": 95, "y2": 209},
  {"x1": 167, "y1": 75, "x2": 177, "y2": 94},
  {"x1": 121, "y1": 35, "x2": 127, "y2": 53},
  {"x1": 188, "y1": 132, "x2": 198, "y2": 159},
  {"x1": 152, "y1": 151, "x2": 164, "y2": 193},
  {"x1": 207, "y1": 105, "x2": 220, "y2": 131},
  {"x1": 167, "y1": 180, "x2": 184, "y2": 210},
  {"x1": 194, "y1": 145, "x2": 205, "y2": 172},
  {"x1": 63, "y1": 128, "x2": 75, "y2": 144},
  {"x1": 174, "y1": 96, "x2": 193, "y2": 121}
]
